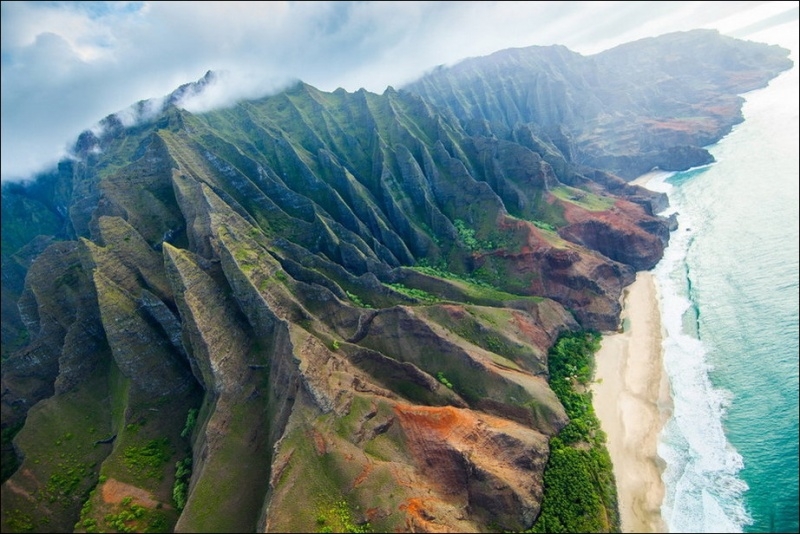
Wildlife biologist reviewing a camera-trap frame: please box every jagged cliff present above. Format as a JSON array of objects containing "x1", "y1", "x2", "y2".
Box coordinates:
[
  {"x1": 405, "y1": 29, "x2": 792, "y2": 179},
  {"x1": 0, "y1": 30, "x2": 791, "y2": 533}
]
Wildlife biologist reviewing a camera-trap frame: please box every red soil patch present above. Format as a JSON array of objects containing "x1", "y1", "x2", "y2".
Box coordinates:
[
  {"x1": 311, "y1": 429, "x2": 327, "y2": 455},
  {"x1": 387, "y1": 464, "x2": 416, "y2": 490},
  {"x1": 101, "y1": 478, "x2": 159, "y2": 508},
  {"x1": 394, "y1": 405, "x2": 471, "y2": 438},
  {"x1": 439, "y1": 304, "x2": 466, "y2": 320},
  {"x1": 559, "y1": 195, "x2": 652, "y2": 239},
  {"x1": 352, "y1": 461, "x2": 374, "y2": 487},
  {"x1": 3, "y1": 478, "x2": 35, "y2": 502},
  {"x1": 400, "y1": 497, "x2": 431, "y2": 517},
  {"x1": 400, "y1": 498, "x2": 437, "y2": 530},
  {"x1": 399, "y1": 497, "x2": 457, "y2": 533},
  {"x1": 511, "y1": 310, "x2": 549, "y2": 349},
  {"x1": 393, "y1": 404, "x2": 513, "y2": 440}
]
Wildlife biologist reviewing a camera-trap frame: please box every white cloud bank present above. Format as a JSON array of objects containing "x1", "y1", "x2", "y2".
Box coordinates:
[{"x1": 1, "y1": 0, "x2": 797, "y2": 182}]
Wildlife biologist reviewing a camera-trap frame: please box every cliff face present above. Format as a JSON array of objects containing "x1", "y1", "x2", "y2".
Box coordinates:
[
  {"x1": 0, "y1": 30, "x2": 791, "y2": 533},
  {"x1": 404, "y1": 29, "x2": 793, "y2": 179}
]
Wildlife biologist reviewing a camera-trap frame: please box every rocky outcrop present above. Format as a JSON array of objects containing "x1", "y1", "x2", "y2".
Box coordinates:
[{"x1": 393, "y1": 404, "x2": 550, "y2": 531}]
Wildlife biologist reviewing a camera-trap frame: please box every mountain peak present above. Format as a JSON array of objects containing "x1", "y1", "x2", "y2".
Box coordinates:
[{"x1": 167, "y1": 69, "x2": 221, "y2": 107}]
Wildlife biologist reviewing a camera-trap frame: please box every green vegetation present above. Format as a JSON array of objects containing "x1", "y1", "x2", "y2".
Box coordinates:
[
  {"x1": 78, "y1": 488, "x2": 97, "y2": 530},
  {"x1": 531, "y1": 190, "x2": 568, "y2": 228},
  {"x1": 45, "y1": 454, "x2": 92, "y2": 502},
  {"x1": 408, "y1": 263, "x2": 541, "y2": 305},
  {"x1": 416, "y1": 255, "x2": 527, "y2": 299},
  {"x1": 177, "y1": 398, "x2": 272, "y2": 532},
  {"x1": 527, "y1": 330, "x2": 619, "y2": 533},
  {"x1": 385, "y1": 283, "x2": 440, "y2": 304},
  {"x1": 454, "y1": 219, "x2": 480, "y2": 251},
  {"x1": 122, "y1": 438, "x2": 172, "y2": 481},
  {"x1": 103, "y1": 498, "x2": 147, "y2": 533},
  {"x1": 551, "y1": 185, "x2": 616, "y2": 211},
  {"x1": 0, "y1": 365, "x2": 113, "y2": 532},
  {"x1": 4, "y1": 508, "x2": 35, "y2": 532},
  {"x1": 412, "y1": 262, "x2": 495, "y2": 290},
  {"x1": 173, "y1": 457, "x2": 192, "y2": 511},
  {"x1": 315, "y1": 499, "x2": 371, "y2": 533},
  {"x1": 423, "y1": 306, "x2": 530, "y2": 371},
  {"x1": 530, "y1": 219, "x2": 557, "y2": 232},
  {"x1": 453, "y1": 219, "x2": 510, "y2": 252},
  {"x1": 1, "y1": 419, "x2": 25, "y2": 481},
  {"x1": 77, "y1": 484, "x2": 171, "y2": 534},
  {"x1": 180, "y1": 408, "x2": 198, "y2": 439},
  {"x1": 436, "y1": 372, "x2": 454, "y2": 389},
  {"x1": 173, "y1": 407, "x2": 197, "y2": 512},
  {"x1": 346, "y1": 291, "x2": 371, "y2": 308}
]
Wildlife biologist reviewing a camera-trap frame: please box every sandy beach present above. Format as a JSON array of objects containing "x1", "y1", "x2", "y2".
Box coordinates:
[{"x1": 591, "y1": 271, "x2": 671, "y2": 533}]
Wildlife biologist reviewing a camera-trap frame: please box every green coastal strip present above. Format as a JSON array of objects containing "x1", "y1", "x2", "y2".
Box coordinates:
[{"x1": 528, "y1": 331, "x2": 620, "y2": 533}]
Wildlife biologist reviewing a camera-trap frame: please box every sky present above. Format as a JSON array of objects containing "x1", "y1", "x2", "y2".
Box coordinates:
[{"x1": 1, "y1": 1, "x2": 798, "y2": 182}]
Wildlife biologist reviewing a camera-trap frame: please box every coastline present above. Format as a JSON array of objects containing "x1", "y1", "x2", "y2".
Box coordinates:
[{"x1": 592, "y1": 270, "x2": 671, "y2": 533}]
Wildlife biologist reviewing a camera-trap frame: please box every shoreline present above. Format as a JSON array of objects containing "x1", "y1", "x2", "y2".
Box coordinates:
[
  {"x1": 631, "y1": 169, "x2": 670, "y2": 187},
  {"x1": 591, "y1": 271, "x2": 671, "y2": 533}
]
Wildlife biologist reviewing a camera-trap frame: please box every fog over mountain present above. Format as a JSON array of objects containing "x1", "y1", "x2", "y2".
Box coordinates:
[{"x1": 2, "y1": 1, "x2": 797, "y2": 181}]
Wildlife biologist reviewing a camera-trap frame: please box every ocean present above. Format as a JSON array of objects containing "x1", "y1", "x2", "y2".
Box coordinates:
[{"x1": 643, "y1": 22, "x2": 799, "y2": 534}]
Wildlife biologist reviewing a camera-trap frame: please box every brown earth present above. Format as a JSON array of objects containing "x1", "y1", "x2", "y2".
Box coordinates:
[{"x1": 101, "y1": 478, "x2": 161, "y2": 508}]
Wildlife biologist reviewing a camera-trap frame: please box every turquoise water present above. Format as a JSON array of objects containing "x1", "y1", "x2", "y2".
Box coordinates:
[{"x1": 645, "y1": 22, "x2": 799, "y2": 534}]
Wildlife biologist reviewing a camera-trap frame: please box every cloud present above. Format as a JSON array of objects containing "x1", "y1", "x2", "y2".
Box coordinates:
[{"x1": 1, "y1": 0, "x2": 797, "y2": 182}]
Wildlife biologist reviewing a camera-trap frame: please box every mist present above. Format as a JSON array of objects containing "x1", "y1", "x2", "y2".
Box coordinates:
[{"x1": 1, "y1": 1, "x2": 796, "y2": 182}]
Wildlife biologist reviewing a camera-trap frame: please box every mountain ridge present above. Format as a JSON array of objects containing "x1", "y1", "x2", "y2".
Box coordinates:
[
  {"x1": 0, "y1": 29, "x2": 792, "y2": 533},
  {"x1": 403, "y1": 28, "x2": 792, "y2": 178}
]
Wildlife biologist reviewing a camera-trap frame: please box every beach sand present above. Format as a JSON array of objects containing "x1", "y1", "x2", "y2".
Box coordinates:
[{"x1": 591, "y1": 271, "x2": 671, "y2": 533}]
